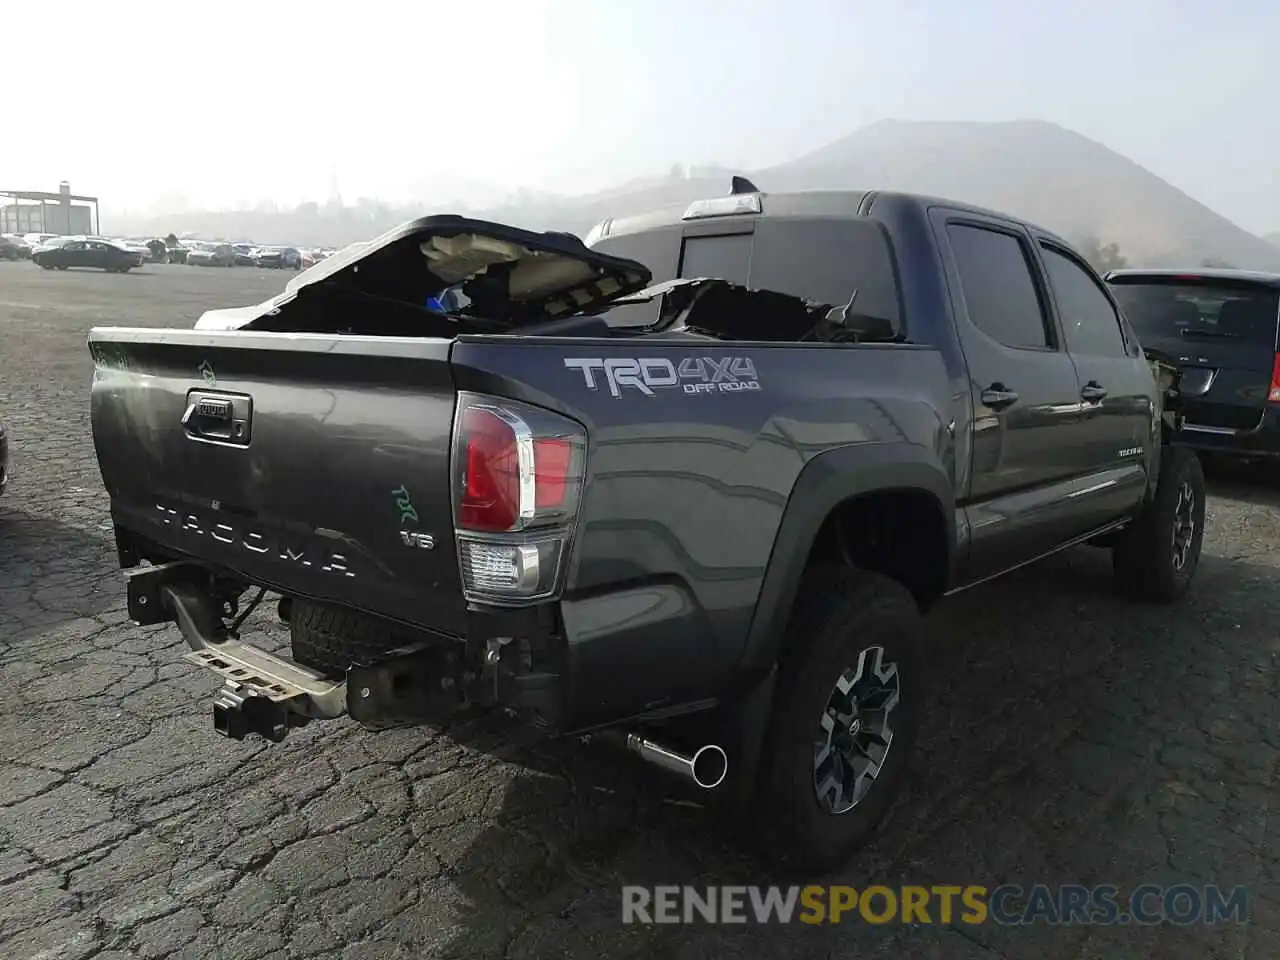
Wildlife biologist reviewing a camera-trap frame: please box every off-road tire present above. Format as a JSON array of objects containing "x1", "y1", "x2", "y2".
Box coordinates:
[
  {"x1": 755, "y1": 564, "x2": 924, "y2": 872},
  {"x1": 290, "y1": 598, "x2": 414, "y2": 677},
  {"x1": 1112, "y1": 446, "x2": 1205, "y2": 602}
]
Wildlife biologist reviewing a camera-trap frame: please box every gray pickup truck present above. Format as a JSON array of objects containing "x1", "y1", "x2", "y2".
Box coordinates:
[{"x1": 88, "y1": 185, "x2": 1201, "y2": 868}]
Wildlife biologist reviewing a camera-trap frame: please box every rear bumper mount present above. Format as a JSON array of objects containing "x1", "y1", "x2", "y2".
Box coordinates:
[
  {"x1": 128, "y1": 562, "x2": 346, "y2": 741},
  {"x1": 125, "y1": 561, "x2": 559, "y2": 742}
]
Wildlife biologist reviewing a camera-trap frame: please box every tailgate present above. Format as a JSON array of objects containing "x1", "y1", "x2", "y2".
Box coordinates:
[{"x1": 89, "y1": 327, "x2": 468, "y2": 637}]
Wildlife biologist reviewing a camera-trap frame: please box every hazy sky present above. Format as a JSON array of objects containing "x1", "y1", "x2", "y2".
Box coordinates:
[{"x1": 7, "y1": 0, "x2": 1278, "y2": 233}]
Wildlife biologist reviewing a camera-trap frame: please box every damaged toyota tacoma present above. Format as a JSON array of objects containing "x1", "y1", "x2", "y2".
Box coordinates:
[{"x1": 88, "y1": 185, "x2": 1200, "y2": 868}]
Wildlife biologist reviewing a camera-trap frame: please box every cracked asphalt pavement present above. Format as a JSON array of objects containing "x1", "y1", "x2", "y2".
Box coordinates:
[{"x1": 1, "y1": 262, "x2": 1277, "y2": 959}]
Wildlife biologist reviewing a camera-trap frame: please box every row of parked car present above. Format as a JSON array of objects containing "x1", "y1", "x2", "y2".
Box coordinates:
[
  {"x1": 158, "y1": 239, "x2": 338, "y2": 270},
  {"x1": 0, "y1": 233, "x2": 337, "y2": 272},
  {"x1": 176, "y1": 242, "x2": 307, "y2": 270}
]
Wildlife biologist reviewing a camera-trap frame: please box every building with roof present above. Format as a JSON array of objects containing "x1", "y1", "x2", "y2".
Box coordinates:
[{"x1": 0, "y1": 181, "x2": 99, "y2": 236}]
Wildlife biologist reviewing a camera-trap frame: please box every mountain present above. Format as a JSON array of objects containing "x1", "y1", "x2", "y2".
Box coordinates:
[
  {"x1": 107, "y1": 120, "x2": 1280, "y2": 270},
  {"x1": 479, "y1": 119, "x2": 1279, "y2": 271},
  {"x1": 1266, "y1": 232, "x2": 1280, "y2": 249},
  {"x1": 757, "y1": 120, "x2": 1280, "y2": 270}
]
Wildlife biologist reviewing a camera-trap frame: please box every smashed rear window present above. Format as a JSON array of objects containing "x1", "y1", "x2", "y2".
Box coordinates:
[{"x1": 595, "y1": 216, "x2": 902, "y2": 331}]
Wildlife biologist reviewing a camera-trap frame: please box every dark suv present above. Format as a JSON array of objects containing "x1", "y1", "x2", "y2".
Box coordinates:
[
  {"x1": 0, "y1": 236, "x2": 30, "y2": 260},
  {"x1": 1108, "y1": 269, "x2": 1280, "y2": 460}
]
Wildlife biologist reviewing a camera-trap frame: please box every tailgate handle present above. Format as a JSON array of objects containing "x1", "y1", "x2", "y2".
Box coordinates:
[{"x1": 182, "y1": 390, "x2": 253, "y2": 446}]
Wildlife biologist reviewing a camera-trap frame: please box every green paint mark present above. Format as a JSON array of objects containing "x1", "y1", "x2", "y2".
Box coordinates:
[
  {"x1": 198, "y1": 359, "x2": 216, "y2": 385},
  {"x1": 392, "y1": 485, "x2": 419, "y2": 526}
]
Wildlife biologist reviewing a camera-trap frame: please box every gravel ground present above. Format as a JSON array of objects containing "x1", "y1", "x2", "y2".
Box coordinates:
[{"x1": 0, "y1": 261, "x2": 1277, "y2": 959}]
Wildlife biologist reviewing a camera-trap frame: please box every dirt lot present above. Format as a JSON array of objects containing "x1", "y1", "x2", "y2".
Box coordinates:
[{"x1": 0, "y1": 261, "x2": 1277, "y2": 959}]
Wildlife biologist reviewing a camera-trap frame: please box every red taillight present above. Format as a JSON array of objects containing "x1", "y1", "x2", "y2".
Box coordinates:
[
  {"x1": 1270, "y1": 354, "x2": 1280, "y2": 403},
  {"x1": 459, "y1": 407, "x2": 521, "y2": 531},
  {"x1": 452, "y1": 393, "x2": 587, "y2": 605},
  {"x1": 457, "y1": 411, "x2": 577, "y2": 531},
  {"x1": 533, "y1": 438, "x2": 571, "y2": 508}
]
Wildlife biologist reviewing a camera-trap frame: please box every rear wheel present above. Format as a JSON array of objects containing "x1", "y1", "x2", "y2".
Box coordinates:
[
  {"x1": 1112, "y1": 446, "x2": 1205, "y2": 602},
  {"x1": 754, "y1": 565, "x2": 924, "y2": 871}
]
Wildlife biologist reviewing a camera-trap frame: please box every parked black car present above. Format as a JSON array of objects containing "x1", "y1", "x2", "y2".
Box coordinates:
[
  {"x1": 1107, "y1": 268, "x2": 1280, "y2": 461},
  {"x1": 255, "y1": 246, "x2": 302, "y2": 270},
  {"x1": 0, "y1": 236, "x2": 31, "y2": 260},
  {"x1": 88, "y1": 191, "x2": 1200, "y2": 870},
  {"x1": 34, "y1": 238, "x2": 139, "y2": 272},
  {"x1": 0, "y1": 420, "x2": 8, "y2": 496}
]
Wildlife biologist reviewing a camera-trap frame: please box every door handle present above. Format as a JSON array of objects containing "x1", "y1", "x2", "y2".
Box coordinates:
[
  {"x1": 981, "y1": 384, "x2": 1020, "y2": 409},
  {"x1": 1080, "y1": 382, "x2": 1108, "y2": 403}
]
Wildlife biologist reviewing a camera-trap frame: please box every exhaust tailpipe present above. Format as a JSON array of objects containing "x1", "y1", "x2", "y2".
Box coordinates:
[{"x1": 623, "y1": 734, "x2": 728, "y2": 790}]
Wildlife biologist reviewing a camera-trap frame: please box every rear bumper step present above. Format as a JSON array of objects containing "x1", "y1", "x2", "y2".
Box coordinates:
[
  {"x1": 126, "y1": 561, "x2": 506, "y2": 742},
  {"x1": 128, "y1": 562, "x2": 347, "y2": 741}
]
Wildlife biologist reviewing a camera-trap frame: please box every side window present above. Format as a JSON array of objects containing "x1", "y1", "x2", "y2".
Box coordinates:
[
  {"x1": 1039, "y1": 245, "x2": 1128, "y2": 357},
  {"x1": 946, "y1": 223, "x2": 1051, "y2": 349}
]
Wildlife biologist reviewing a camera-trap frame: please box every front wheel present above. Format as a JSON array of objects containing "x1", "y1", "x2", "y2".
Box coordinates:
[
  {"x1": 754, "y1": 565, "x2": 924, "y2": 871},
  {"x1": 1112, "y1": 446, "x2": 1205, "y2": 602}
]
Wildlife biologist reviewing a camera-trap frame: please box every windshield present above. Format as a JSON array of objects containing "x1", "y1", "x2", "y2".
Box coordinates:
[{"x1": 1110, "y1": 279, "x2": 1280, "y2": 348}]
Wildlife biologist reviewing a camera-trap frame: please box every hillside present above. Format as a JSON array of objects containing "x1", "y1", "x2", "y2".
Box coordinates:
[
  {"x1": 108, "y1": 120, "x2": 1280, "y2": 270},
  {"x1": 494, "y1": 119, "x2": 1278, "y2": 270},
  {"x1": 755, "y1": 120, "x2": 1280, "y2": 270}
]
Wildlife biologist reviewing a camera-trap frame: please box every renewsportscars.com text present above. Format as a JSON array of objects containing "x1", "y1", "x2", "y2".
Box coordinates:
[{"x1": 621, "y1": 884, "x2": 1249, "y2": 926}]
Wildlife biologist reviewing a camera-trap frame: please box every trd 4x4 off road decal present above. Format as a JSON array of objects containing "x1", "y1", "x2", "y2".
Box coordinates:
[{"x1": 564, "y1": 356, "x2": 760, "y2": 398}]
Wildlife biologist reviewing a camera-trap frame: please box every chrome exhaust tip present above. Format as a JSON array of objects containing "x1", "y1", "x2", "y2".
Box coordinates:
[{"x1": 624, "y1": 734, "x2": 728, "y2": 790}]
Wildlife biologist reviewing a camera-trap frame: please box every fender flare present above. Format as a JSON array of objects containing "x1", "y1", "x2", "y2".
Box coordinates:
[{"x1": 738, "y1": 442, "x2": 957, "y2": 671}]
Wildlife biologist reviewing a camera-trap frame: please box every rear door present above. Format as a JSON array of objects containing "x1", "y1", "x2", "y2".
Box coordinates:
[
  {"x1": 86, "y1": 242, "x2": 112, "y2": 269},
  {"x1": 1034, "y1": 239, "x2": 1151, "y2": 526},
  {"x1": 1108, "y1": 275, "x2": 1280, "y2": 434},
  {"x1": 62, "y1": 240, "x2": 88, "y2": 267}
]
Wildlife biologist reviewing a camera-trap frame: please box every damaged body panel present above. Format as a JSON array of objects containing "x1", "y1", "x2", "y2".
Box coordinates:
[{"x1": 194, "y1": 216, "x2": 653, "y2": 334}]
